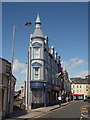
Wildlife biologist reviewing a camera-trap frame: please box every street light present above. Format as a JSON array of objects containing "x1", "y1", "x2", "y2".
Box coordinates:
[
  {"x1": 11, "y1": 22, "x2": 32, "y2": 71},
  {"x1": 10, "y1": 22, "x2": 32, "y2": 112}
]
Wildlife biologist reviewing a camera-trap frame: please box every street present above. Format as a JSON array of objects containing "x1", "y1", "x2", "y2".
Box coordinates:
[
  {"x1": 3, "y1": 100, "x2": 89, "y2": 120},
  {"x1": 33, "y1": 101, "x2": 89, "y2": 120}
]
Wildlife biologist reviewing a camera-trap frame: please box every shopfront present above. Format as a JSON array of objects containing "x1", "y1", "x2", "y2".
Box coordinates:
[
  {"x1": 30, "y1": 81, "x2": 60, "y2": 109},
  {"x1": 30, "y1": 81, "x2": 46, "y2": 109},
  {"x1": 71, "y1": 94, "x2": 84, "y2": 100}
]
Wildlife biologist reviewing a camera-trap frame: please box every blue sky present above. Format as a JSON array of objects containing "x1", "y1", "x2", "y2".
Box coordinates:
[{"x1": 2, "y1": 2, "x2": 88, "y2": 90}]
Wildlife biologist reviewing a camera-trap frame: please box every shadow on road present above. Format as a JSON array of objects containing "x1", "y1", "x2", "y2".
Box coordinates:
[
  {"x1": 10, "y1": 106, "x2": 27, "y2": 117},
  {"x1": 3, "y1": 106, "x2": 27, "y2": 120}
]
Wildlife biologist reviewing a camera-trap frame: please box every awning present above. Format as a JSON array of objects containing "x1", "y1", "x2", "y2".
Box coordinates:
[{"x1": 71, "y1": 94, "x2": 84, "y2": 96}]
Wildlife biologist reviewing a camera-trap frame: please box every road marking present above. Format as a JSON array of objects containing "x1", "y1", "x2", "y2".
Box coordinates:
[
  {"x1": 32, "y1": 103, "x2": 71, "y2": 119},
  {"x1": 81, "y1": 108, "x2": 87, "y2": 109},
  {"x1": 81, "y1": 110, "x2": 88, "y2": 113}
]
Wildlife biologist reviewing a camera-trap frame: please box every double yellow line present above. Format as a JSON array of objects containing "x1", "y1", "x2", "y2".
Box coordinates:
[
  {"x1": 32, "y1": 103, "x2": 71, "y2": 119},
  {"x1": 81, "y1": 107, "x2": 89, "y2": 113}
]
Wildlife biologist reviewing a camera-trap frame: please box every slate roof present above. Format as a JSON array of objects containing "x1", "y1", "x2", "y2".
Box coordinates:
[
  {"x1": 70, "y1": 77, "x2": 90, "y2": 84},
  {"x1": 32, "y1": 28, "x2": 44, "y2": 38}
]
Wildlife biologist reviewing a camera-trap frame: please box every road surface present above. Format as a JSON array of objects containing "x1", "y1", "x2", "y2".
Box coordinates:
[{"x1": 33, "y1": 100, "x2": 89, "y2": 120}]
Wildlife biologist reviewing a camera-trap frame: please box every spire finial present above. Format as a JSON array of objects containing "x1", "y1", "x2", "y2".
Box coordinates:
[{"x1": 35, "y1": 13, "x2": 41, "y2": 29}]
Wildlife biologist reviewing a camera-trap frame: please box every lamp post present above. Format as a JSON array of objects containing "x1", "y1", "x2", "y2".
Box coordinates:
[
  {"x1": 11, "y1": 22, "x2": 32, "y2": 72},
  {"x1": 10, "y1": 22, "x2": 32, "y2": 112}
]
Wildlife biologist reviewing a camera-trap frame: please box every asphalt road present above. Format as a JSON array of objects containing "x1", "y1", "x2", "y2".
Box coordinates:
[{"x1": 34, "y1": 101, "x2": 89, "y2": 120}]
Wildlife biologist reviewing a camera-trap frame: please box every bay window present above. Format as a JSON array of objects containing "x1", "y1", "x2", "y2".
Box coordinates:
[
  {"x1": 34, "y1": 47, "x2": 40, "y2": 59},
  {"x1": 34, "y1": 67, "x2": 40, "y2": 80}
]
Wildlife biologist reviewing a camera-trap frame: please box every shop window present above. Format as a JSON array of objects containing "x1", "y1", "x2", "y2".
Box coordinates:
[{"x1": 32, "y1": 90, "x2": 43, "y2": 103}]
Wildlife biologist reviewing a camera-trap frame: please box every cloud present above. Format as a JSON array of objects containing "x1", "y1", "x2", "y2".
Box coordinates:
[
  {"x1": 72, "y1": 59, "x2": 85, "y2": 67},
  {"x1": 15, "y1": 81, "x2": 24, "y2": 91},
  {"x1": 61, "y1": 57, "x2": 86, "y2": 75},
  {"x1": 21, "y1": 69, "x2": 26, "y2": 74},
  {"x1": 75, "y1": 70, "x2": 90, "y2": 78},
  {"x1": 69, "y1": 57, "x2": 85, "y2": 68},
  {"x1": 61, "y1": 57, "x2": 86, "y2": 69},
  {"x1": 13, "y1": 59, "x2": 26, "y2": 74},
  {"x1": 12, "y1": 59, "x2": 27, "y2": 91}
]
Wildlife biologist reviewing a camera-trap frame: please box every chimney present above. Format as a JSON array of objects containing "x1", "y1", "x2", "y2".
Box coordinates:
[
  {"x1": 51, "y1": 46, "x2": 54, "y2": 55},
  {"x1": 44, "y1": 36, "x2": 48, "y2": 44}
]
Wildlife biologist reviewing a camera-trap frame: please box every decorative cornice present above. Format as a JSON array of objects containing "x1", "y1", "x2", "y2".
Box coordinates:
[
  {"x1": 32, "y1": 62, "x2": 42, "y2": 67},
  {"x1": 31, "y1": 36, "x2": 45, "y2": 41},
  {"x1": 32, "y1": 42, "x2": 42, "y2": 47}
]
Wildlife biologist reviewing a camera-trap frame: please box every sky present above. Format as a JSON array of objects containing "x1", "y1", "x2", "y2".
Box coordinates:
[{"x1": 2, "y1": 2, "x2": 89, "y2": 90}]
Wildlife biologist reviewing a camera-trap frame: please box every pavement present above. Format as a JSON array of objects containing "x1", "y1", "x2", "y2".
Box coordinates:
[{"x1": 3, "y1": 101, "x2": 74, "y2": 120}]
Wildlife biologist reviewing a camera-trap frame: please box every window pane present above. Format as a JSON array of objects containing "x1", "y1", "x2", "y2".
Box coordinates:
[
  {"x1": 32, "y1": 90, "x2": 43, "y2": 103},
  {"x1": 73, "y1": 90, "x2": 75, "y2": 93},
  {"x1": 86, "y1": 89, "x2": 88, "y2": 91},
  {"x1": 80, "y1": 90, "x2": 82, "y2": 93},
  {"x1": 34, "y1": 48, "x2": 40, "y2": 58},
  {"x1": 34, "y1": 68, "x2": 40, "y2": 80}
]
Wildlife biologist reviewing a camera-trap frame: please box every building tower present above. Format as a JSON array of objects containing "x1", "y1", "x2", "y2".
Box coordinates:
[{"x1": 27, "y1": 14, "x2": 62, "y2": 109}]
